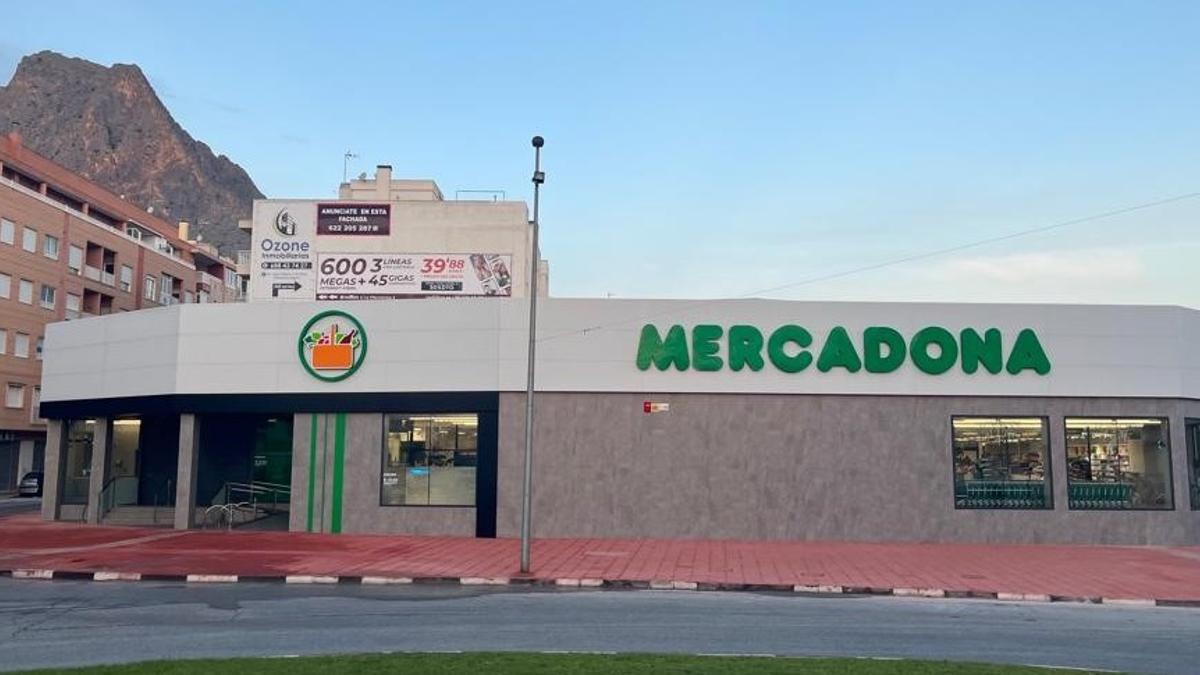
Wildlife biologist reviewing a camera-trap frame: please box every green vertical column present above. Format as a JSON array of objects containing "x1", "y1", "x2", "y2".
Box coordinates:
[{"x1": 330, "y1": 413, "x2": 347, "y2": 534}]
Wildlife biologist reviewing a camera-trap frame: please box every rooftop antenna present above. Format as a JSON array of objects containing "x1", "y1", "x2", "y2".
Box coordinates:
[{"x1": 342, "y1": 151, "x2": 359, "y2": 183}]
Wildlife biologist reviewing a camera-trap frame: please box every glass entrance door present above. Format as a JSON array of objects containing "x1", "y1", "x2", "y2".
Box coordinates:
[
  {"x1": 63, "y1": 420, "x2": 94, "y2": 504},
  {"x1": 109, "y1": 418, "x2": 141, "y2": 506}
]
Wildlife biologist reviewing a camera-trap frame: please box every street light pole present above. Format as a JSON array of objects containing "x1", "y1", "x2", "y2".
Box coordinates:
[{"x1": 520, "y1": 136, "x2": 545, "y2": 574}]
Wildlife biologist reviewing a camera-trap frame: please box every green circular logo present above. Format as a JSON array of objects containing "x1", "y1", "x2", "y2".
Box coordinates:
[{"x1": 298, "y1": 310, "x2": 368, "y2": 382}]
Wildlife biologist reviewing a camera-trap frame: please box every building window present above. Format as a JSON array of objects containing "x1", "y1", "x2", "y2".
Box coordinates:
[
  {"x1": 0, "y1": 218, "x2": 13, "y2": 245},
  {"x1": 120, "y1": 264, "x2": 133, "y2": 292},
  {"x1": 39, "y1": 285, "x2": 56, "y2": 310},
  {"x1": 17, "y1": 280, "x2": 32, "y2": 305},
  {"x1": 68, "y1": 245, "x2": 84, "y2": 274},
  {"x1": 1187, "y1": 419, "x2": 1199, "y2": 511},
  {"x1": 30, "y1": 386, "x2": 42, "y2": 423},
  {"x1": 143, "y1": 275, "x2": 156, "y2": 301},
  {"x1": 1066, "y1": 418, "x2": 1173, "y2": 510},
  {"x1": 13, "y1": 333, "x2": 29, "y2": 358},
  {"x1": 43, "y1": 234, "x2": 59, "y2": 260},
  {"x1": 160, "y1": 274, "x2": 174, "y2": 304},
  {"x1": 381, "y1": 414, "x2": 478, "y2": 506},
  {"x1": 952, "y1": 417, "x2": 1051, "y2": 509},
  {"x1": 0, "y1": 329, "x2": 6, "y2": 354},
  {"x1": 65, "y1": 293, "x2": 81, "y2": 319},
  {"x1": 0, "y1": 273, "x2": 9, "y2": 299},
  {"x1": 35, "y1": 336, "x2": 43, "y2": 360},
  {"x1": 5, "y1": 383, "x2": 24, "y2": 409},
  {"x1": 21, "y1": 227, "x2": 36, "y2": 253}
]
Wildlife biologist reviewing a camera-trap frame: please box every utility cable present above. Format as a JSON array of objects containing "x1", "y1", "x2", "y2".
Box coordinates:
[{"x1": 536, "y1": 190, "x2": 1200, "y2": 344}]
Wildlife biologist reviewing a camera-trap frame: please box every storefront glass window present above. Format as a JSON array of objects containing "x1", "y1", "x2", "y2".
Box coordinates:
[
  {"x1": 1186, "y1": 419, "x2": 1199, "y2": 511},
  {"x1": 381, "y1": 414, "x2": 477, "y2": 506},
  {"x1": 952, "y1": 417, "x2": 1051, "y2": 509},
  {"x1": 1066, "y1": 418, "x2": 1172, "y2": 510},
  {"x1": 63, "y1": 419, "x2": 95, "y2": 504}
]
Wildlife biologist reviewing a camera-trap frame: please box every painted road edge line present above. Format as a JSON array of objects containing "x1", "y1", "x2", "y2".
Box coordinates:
[
  {"x1": 794, "y1": 584, "x2": 845, "y2": 594},
  {"x1": 93, "y1": 571, "x2": 141, "y2": 582},
  {"x1": 1101, "y1": 597, "x2": 1157, "y2": 607},
  {"x1": 285, "y1": 575, "x2": 339, "y2": 584},
  {"x1": 11, "y1": 569, "x2": 54, "y2": 580},
  {"x1": 460, "y1": 577, "x2": 511, "y2": 586},
  {"x1": 997, "y1": 592, "x2": 1052, "y2": 602},
  {"x1": 186, "y1": 574, "x2": 239, "y2": 583},
  {"x1": 361, "y1": 576, "x2": 413, "y2": 585},
  {"x1": 894, "y1": 587, "x2": 947, "y2": 598}
]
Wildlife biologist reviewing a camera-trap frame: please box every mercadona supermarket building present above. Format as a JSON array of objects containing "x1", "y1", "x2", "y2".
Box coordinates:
[{"x1": 36, "y1": 297, "x2": 1200, "y2": 545}]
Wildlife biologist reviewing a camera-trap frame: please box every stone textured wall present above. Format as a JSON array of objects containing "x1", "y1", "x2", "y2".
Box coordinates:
[
  {"x1": 290, "y1": 413, "x2": 475, "y2": 536},
  {"x1": 497, "y1": 393, "x2": 1200, "y2": 545}
]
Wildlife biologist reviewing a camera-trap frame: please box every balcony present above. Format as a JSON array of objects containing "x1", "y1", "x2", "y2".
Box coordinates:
[
  {"x1": 236, "y1": 250, "x2": 250, "y2": 276},
  {"x1": 83, "y1": 265, "x2": 117, "y2": 288},
  {"x1": 198, "y1": 271, "x2": 222, "y2": 291}
]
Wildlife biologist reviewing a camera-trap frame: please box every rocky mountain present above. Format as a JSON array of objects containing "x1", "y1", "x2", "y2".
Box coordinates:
[{"x1": 0, "y1": 50, "x2": 260, "y2": 255}]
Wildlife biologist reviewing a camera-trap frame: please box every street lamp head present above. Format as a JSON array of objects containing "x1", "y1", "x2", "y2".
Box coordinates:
[{"x1": 531, "y1": 136, "x2": 544, "y2": 148}]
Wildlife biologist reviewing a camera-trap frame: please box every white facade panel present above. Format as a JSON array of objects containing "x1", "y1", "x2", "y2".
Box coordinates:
[
  {"x1": 248, "y1": 199, "x2": 533, "y2": 303},
  {"x1": 41, "y1": 298, "x2": 1200, "y2": 403}
]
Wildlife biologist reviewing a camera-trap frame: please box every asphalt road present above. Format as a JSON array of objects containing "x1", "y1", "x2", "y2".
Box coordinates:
[
  {"x1": 1, "y1": 579, "x2": 1197, "y2": 673},
  {"x1": 0, "y1": 497, "x2": 38, "y2": 517}
]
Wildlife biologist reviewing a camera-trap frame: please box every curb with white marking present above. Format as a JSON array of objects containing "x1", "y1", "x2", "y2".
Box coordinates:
[{"x1": 1, "y1": 567, "x2": 1193, "y2": 607}]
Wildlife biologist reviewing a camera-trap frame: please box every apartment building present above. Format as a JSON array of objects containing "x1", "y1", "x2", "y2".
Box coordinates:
[{"x1": 0, "y1": 132, "x2": 242, "y2": 492}]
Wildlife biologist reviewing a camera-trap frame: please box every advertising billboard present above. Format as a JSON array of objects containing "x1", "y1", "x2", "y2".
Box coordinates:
[
  {"x1": 250, "y1": 200, "x2": 520, "y2": 302},
  {"x1": 316, "y1": 253, "x2": 513, "y2": 299}
]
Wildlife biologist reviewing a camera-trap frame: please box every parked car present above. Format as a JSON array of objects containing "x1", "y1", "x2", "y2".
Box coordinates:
[{"x1": 17, "y1": 472, "x2": 42, "y2": 497}]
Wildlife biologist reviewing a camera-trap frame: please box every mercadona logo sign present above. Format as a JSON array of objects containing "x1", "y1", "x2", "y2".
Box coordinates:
[
  {"x1": 299, "y1": 310, "x2": 368, "y2": 382},
  {"x1": 636, "y1": 323, "x2": 1051, "y2": 375}
]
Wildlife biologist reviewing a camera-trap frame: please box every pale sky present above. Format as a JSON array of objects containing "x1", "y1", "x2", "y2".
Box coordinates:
[{"x1": 3, "y1": 1, "x2": 1198, "y2": 306}]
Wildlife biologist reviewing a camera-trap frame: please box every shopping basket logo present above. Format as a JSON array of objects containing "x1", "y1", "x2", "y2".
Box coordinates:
[{"x1": 298, "y1": 310, "x2": 367, "y2": 382}]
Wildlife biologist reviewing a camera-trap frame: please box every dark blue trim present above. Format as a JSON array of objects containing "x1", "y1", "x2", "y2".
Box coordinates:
[{"x1": 41, "y1": 392, "x2": 500, "y2": 418}]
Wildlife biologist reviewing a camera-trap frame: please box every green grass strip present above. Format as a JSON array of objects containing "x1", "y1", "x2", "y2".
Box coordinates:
[{"x1": 11, "y1": 652, "x2": 1110, "y2": 674}]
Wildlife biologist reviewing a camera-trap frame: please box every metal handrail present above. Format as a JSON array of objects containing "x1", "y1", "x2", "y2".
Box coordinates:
[
  {"x1": 201, "y1": 481, "x2": 290, "y2": 532},
  {"x1": 224, "y1": 481, "x2": 291, "y2": 515},
  {"x1": 152, "y1": 479, "x2": 173, "y2": 525},
  {"x1": 97, "y1": 475, "x2": 122, "y2": 521}
]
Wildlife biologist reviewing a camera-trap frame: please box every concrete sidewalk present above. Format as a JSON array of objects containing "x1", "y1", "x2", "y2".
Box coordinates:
[{"x1": 2, "y1": 512, "x2": 1198, "y2": 605}]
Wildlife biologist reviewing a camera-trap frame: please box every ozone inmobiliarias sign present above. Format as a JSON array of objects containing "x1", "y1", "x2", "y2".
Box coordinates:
[
  {"x1": 256, "y1": 205, "x2": 314, "y2": 300},
  {"x1": 299, "y1": 310, "x2": 368, "y2": 382}
]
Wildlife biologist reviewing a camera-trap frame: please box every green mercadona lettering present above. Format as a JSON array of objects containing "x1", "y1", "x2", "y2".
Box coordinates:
[{"x1": 635, "y1": 324, "x2": 1051, "y2": 375}]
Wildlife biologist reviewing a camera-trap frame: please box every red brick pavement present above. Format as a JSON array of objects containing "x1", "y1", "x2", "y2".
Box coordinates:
[{"x1": 2, "y1": 512, "x2": 1199, "y2": 603}]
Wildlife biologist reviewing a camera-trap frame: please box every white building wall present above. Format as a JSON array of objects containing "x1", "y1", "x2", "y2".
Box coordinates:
[
  {"x1": 41, "y1": 299, "x2": 1200, "y2": 403},
  {"x1": 249, "y1": 197, "x2": 538, "y2": 302}
]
